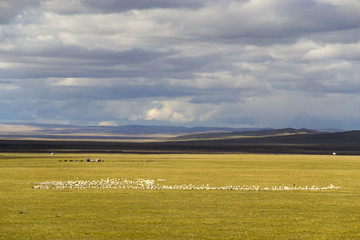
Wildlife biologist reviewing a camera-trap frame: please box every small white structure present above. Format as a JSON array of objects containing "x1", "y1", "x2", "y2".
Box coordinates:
[
  {"x1": 333, "y1": 152, "x2": 336, "y2": 155},
  {"x1": 50, "y1": 152, "x2": 55, "y2": 156}
]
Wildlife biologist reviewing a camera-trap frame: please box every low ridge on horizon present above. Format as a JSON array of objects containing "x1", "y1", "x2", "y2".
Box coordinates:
[{"x1": 0, "y1": 122, "x2": 344, "y2": 141}]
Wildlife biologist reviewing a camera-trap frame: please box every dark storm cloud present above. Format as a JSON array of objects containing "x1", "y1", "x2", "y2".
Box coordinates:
[
  {"x1": 3, "y1": 44, "x2": 169, "y2": 63},
  {"x1": 81, "y1": 0, "x2": 215, "y2": 12},
  {"x1": 0, "y1": 44, "x2": 177, "y2": 79},
  {"x1": 0, "y1": 0, "x2": 42, "y2": 24},
  {"x1": 26, "y1": 80, "x2": 201, "y2": 101},
  {"x1": 173, "y1": 0, "x2": 360, "y2": 45}
]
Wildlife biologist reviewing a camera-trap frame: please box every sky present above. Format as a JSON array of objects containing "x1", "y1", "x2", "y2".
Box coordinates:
[{"x1": 0, "y1": 0, "x2": 360, "y2": 129}]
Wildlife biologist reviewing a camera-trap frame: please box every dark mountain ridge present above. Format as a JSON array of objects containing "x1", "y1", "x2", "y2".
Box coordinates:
[{"x1": 173, "y1": 128, "x2": 319, "y2": 140}]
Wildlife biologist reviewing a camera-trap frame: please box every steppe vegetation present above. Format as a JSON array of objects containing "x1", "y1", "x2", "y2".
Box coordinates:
[{"x1": 1, "y1": 153, "x2": 360, "y2": 239}]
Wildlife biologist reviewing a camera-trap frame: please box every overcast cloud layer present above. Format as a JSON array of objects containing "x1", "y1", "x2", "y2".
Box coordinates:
[{"x1": 1, "y1": 0, "x2": 360, "y2": 129}]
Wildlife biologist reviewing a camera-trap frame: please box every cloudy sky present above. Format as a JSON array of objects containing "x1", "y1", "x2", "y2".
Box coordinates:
[{"x1": 1, "y1": 0, "x2": 360, "y2": 129}]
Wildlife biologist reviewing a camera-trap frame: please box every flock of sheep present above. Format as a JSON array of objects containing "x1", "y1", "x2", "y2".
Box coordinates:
[
  {"x1": 58, "y1": 158, "x2": 103, "y2": 162},
  {"x1": 32, "y1": 178, "x2": 340, "y2": 191}
]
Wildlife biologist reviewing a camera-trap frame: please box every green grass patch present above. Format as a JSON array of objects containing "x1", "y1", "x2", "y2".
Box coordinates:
[{"x1": 1, "y1": 153, "x2": 360, "y2": 239}]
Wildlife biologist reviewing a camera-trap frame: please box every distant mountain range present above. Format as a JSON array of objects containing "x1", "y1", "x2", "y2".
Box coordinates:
[
  {"x1": 2, "y1": 123, "x2": 360, "y2": 154},
  {"x1": 0, "y1": 122, "x2": 265, "y2": 139},
  {"x1": 0, "y1": 122, "x2": 342, "y2": 140}
]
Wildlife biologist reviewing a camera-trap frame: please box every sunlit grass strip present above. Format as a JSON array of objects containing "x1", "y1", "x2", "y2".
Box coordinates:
[{"x1": 32, "y1": 178, "x2": 340, "y2": 191}]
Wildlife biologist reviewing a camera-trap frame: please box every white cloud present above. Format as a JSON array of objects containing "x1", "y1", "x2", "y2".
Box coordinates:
[
  {"x1": 97, "y1": 120, "x2": 118, "y2": 126},
  {"x1": 145, "y1": 99, "x2": 196, "y2": 123},
  {"x1": 304, "y1": 42, "x2": 360, "y2": 60}
]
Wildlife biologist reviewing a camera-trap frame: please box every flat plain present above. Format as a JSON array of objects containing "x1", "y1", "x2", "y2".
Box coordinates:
[{"x1": 1, "y1": 153, "x2": 360, "y2": 239}]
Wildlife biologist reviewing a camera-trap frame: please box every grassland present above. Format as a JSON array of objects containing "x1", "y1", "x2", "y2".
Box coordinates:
[{"x1": 1, "y1": 153, "x2": 360, "y2": 239}]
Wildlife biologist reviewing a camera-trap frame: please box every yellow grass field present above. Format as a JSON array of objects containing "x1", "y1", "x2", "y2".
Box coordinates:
[{"x1": 1, "y1": 153, "x2": 360, "y2": 239}]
